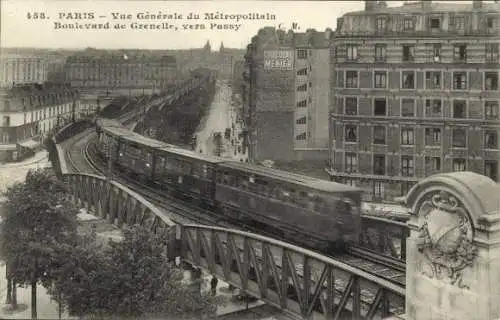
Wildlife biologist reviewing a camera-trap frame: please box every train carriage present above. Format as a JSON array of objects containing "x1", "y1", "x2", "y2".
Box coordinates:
[
  {"x1": 214, "y1": 162, "x2": 363, "y2": 252},
  {"x1": 114, "y1": 133, "x2": 168, "y2": 181},
  {"x1": 95, "y1": 119, "x2": 133, "y2": 162},
  {"x1": 154, "y1": 146, "x2": 224, "y2": 204}
]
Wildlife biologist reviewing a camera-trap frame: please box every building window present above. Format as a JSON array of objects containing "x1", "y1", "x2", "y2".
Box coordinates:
[
  {"x1": 425, "y1": 71, "x2": 441, "y2": 89},
  {"x1": 296, "y1": 132, "x2": 306, "y2": 140},
  {"x1": 485, "y1": 160, "x2": 498, "y2": 182},
  {"x1": 453, "y1": 44, "x2": 467, "y2": 62},
  {"x1": 487, "y1": 17, "x2": 495, "y2": 30},
  {"x1": 373, "y1": 126, "x2": 386, "y2": 145},
  {"x1": 345, "y1": 153, "x2": 357, "y2": 173},
  {"x1": 401, "y1": 182, "x2": 415, "y2": 197},
  {"x1": 297, "y1": 49, "x2": 308, "y2": 59},
  {"x1": 429, "y1": 43, "x2": 442, "y2": 62},
  {"x1": 485, "y1": 72, "x2": 499, "y2": 91},
  {"x1": 2, "y1": 116, "x2": 10, "y2": 127},
  {"x1": 401, "y1": 98, "x2": 415, "y2": 117},
  {"x1": 486, "y1": 44, "x2": 499, "y2": 62},
  {"x1": 374, "y1": 71, "x2": 387, "y2": 88},
  {"x1": 1, "y1": 132, "x2": 8, "y2": 143},
  {"x1": 297, "y1": 100, "x2": 307, "y2": 108},
  {"x1": 425, "y1": 99, "x2": 442, "y2": 117},
  {"x1": 373, "y1": 155, "x2": 386, "y2": 175},
  {"x1": 454, "y1": 16, "x2": 466, "y2": 31},
  {"x1": 403, "y1": 18, "x2": 414, "y2": 31},
  {"x1": 346, "y1": 179, "x2": 356, "y2": 187},
  {"x1": 430, "y1": 17, "x2": 441, "y2": 30},
  {"x1": 297, "y1": 84, "x2": 307, "y2": 92},
  {"x1": 346, "y1": 45, "x2": 358, "y2": 61},
  {"x1": 345, "y1": 97, "x2": 358, "y2": 115},
  {"x1": 401, "y1": 128, "x2": 415, "y2": 145},
  {"x1": 401, "y1": 156, "x2": 414, "y2": 177},
  {"x1": 453, "y1": 72, "x2": 467, "y2": 90},
  {"x1": 452, "y1": 158, "x2": 467, "y2": 172},
  {"x1": 402, "y1": 45, "x2": 415, "y2": 62},
  {"x1": 485, "y1": 130, "x2": 498, "y2": 149},
  {"x1": 345, "y1": 125, "x2": 357, "y2": 142},
  {"x1": 345, "y1": 71, "x2": 358, "y2": 88},
  {"x1": 375, "y1": 44, "x2": 387, "y2": 62},
  {"x1": 297, "y1": 68, "x2": 307, "y2": 76},
  {"x1": 373, "y1": 98, "x2": 387, "y2": 116},
  {"x1": 296, "y1": 117, "x2": 306, "y2": 125},
  {"x1": 453, "y1": 100, "x2": 467, "y2": 119},
  {"x1": 452, "y1": 128, "x2": 467, "y2": 148},
  {"x1": 425, "y1": 128, "x2": 442, "y2": 146},
  {"x1": 425, "y1": 156, "x2": 441, "y2": 173},
  {"x1": 373, "y1": 181, "x2": 385, "y2": 199},
  {"x1": 402, "y1": 71, "x2": 415, "y2": 89},
  {"x1": 485, "y1": 101, "x2": 499, "y2": 120},
  {"x1": 376, "y1": 17, "x2": 387, "y2": 32}
]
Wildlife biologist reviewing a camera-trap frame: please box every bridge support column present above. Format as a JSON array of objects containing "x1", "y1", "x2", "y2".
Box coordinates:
[{"x1": 402, "y1": 172, "x2": 500, "y2": 320}]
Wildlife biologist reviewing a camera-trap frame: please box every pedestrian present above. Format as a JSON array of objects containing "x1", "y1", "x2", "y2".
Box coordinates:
[{"x1": 210, "y1": 276, "x2": 218, "y2": 296}]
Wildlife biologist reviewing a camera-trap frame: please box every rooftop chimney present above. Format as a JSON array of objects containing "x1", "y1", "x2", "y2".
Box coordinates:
[
  {"x1": 365, "y1": 0, "x2": 376, "y2": 11},
  {"x1": 421, "y1": 1, "x2": 432, "y2": 10},
  {"x1": 473, "y1": 0, "x2": 482, "y2": 9}
]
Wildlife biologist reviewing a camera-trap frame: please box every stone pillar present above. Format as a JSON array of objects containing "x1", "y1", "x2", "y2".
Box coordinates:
[{"x1": 402, "y1": 172, "x2": 500, "y2": 320}]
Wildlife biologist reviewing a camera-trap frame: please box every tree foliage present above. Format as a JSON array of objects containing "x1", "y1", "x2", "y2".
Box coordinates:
[
  {"x1": 50, "y1": 225, "x2": 220, "y2": 319},
  {"x1": 0, "y1": 168, "x2": 79, "y2": 285},
  {"x1": 0, "y1": 168, "x2": 80, "y2": 318}
]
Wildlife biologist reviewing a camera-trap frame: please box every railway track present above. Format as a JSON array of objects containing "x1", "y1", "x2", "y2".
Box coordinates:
[
  {"x1": 64, "y1": 129, "x2": 103, "y2": 174},
  {"x1": 81, "y1": 138, "x2": 406, "y2": 288}
]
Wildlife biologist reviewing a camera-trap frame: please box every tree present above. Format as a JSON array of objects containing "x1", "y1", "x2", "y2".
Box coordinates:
[
  {"x1": 50, "y1": 225, "x2": 221, "y2": 319},
  {"x1": 0, "y1": 168, "x2": 79, "y2": 319}
]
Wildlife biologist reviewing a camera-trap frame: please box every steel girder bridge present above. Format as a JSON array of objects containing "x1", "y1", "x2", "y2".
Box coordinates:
[{"x1": 48, "y1": 117, "x2": 407, "y2": 320}]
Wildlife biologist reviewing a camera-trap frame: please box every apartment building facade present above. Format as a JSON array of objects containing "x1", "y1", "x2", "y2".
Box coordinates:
[
  {"x1": 0, "y1": 83, "x2": 81, "y2": 162},
  {"x1": 64, "y1": 54, "x2": 178, "y2": 91},
  {"x1": 244, "y1": 28, "x2": 333, "y2": 163},
  {"x1": 328, "y1": 0, "x2": 500, "y2": 202},
  {"x1": 0, "y1": 57, "x2": 49, "y2": 88}
]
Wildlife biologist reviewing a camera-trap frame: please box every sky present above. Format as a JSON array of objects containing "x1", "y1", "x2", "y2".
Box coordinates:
[{"x1": 1, "y1": 0, "x2": 475, "y2": 50}]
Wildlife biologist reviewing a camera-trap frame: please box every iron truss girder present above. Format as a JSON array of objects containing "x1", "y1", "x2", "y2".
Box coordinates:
[
  {"x1": 64, "y1": 173, "x2": 177, "y2": 242},
  {"x1": 179, "y1": 224, "x2": 405, "y2": 320}
]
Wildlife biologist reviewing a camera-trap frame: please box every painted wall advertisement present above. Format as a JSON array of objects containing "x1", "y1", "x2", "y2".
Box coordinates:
[{"x1": 263, "y1": 50, "x2": 294, "y2": 70}]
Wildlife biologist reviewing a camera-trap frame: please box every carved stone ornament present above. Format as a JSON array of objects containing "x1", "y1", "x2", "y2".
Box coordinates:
[{"x1": 416, "y1": 190, "x2": 478, "y2": 289}]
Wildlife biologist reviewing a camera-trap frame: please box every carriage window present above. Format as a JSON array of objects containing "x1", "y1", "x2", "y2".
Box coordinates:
[
  {"x1": 314, "y1": 197, "x2": 324, "y2": 211},
  {"x1": 222, "y1": 171, "x2": 230, "y2": 184},
  {"x1": 192, "y1": 163, "x2": 201, "y2": 178},
  {"x1": 240, "y1": 178, "x2": 249, "y2": 190}
]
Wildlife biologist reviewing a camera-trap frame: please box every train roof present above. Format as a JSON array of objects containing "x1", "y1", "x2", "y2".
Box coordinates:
[
  {"x1": 124, "y1": 133, "x2": 169, "y2": 149},
  {"x1": 98, "y1": 117, "x2": 169, "y2": 149},
  {"x1": 157, "y1": 145, "x2": 225, "y2": 163},
  {"x1": 218, "y1": 161, "x2": 362, "y2": 194},
  {"x1": 102, "y1": 125, "x2": 135, "y2": 138},
  {"x1": 96, "y1": 117, "x2": 124, "y2": 128}
]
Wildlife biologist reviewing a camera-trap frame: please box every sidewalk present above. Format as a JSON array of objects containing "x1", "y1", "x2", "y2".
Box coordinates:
[
  {"x1": 0, "y1": 151, "x2": 51, "y2": 194},
  {"x1": 0, "y1": 262, "x2": 75, "y2": 319},
  {"x1": 0, "y1": 150, "x2": 48, "y2": 169}
]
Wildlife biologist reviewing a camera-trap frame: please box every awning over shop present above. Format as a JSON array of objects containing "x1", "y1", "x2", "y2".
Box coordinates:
[
  {"x1": 18, "y1": 139, "x2": 40, "y2": 150},
  {"x1": 0, "y1": 144, "x2": 16, "y2": 151}
]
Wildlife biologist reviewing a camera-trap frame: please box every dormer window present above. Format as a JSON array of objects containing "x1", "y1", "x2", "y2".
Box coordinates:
[
  {"x1": 376, "y1": 17, "x2": 387, "y2": 32},
  {"x1": 487, "y1": 17, "x2": 494, "y2": 29},
  {"x1": 404, "y1": 18, "x2": 414, "y2": 31},
  {"x1": 454, "y1": 16, "x2": 465, "y2": 31},
  {"x1": 430, "y1": 18, "x2": 441, "y2": 30}
]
